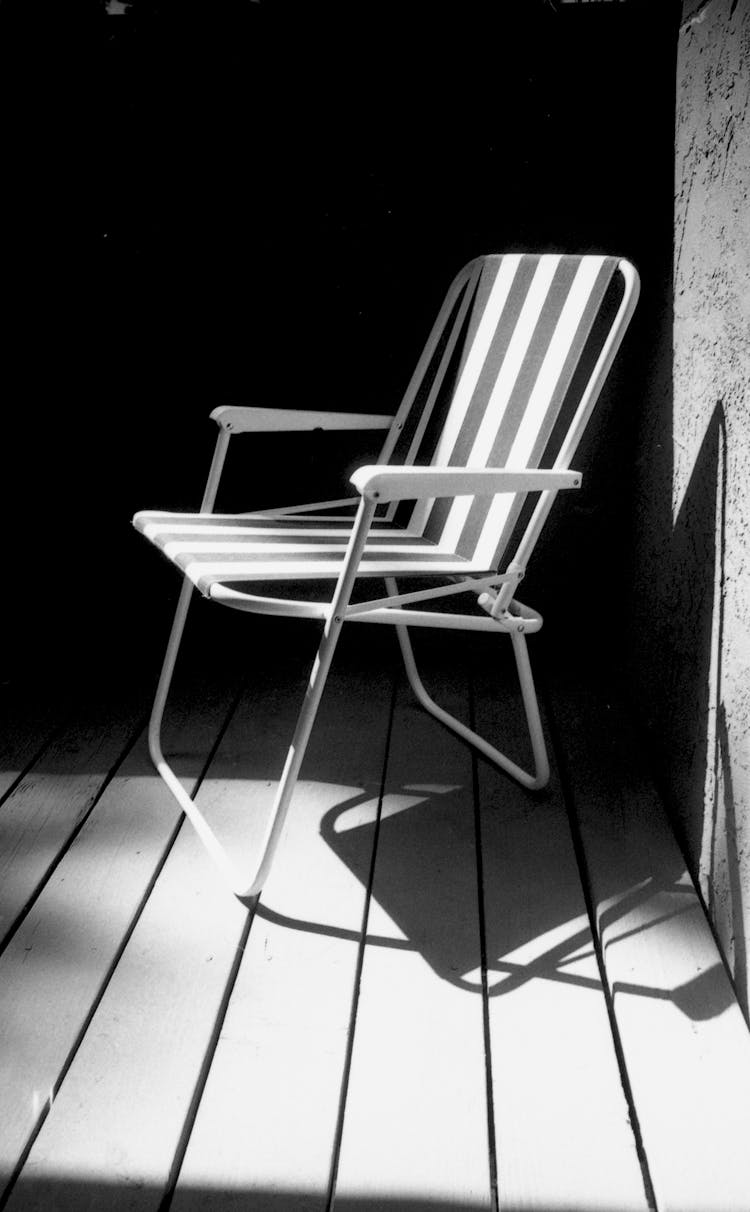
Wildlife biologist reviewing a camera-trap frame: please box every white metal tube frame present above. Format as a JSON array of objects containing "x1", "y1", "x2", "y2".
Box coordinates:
[
  {"x1": 387, "y1": 578, "x2": 550, "y2": 791},
  {"x1": 148, "y1": 450, "x2": 576, "y2": 898},
  {"x1": 149, "y1": 482, "x2": 379, "y2": 899},
  {"x1": 147, "y1": 257, "x2": 639, "y2": 899}
]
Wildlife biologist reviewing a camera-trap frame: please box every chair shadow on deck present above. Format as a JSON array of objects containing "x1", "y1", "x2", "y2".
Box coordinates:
[{"x1": 254, "y1": 759, "x2": 735, "y2": 1021}]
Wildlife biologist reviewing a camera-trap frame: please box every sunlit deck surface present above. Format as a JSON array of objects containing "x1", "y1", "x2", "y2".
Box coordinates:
[{"x1": 2, "y1": 620, "x2": 750, "y2": 1212}]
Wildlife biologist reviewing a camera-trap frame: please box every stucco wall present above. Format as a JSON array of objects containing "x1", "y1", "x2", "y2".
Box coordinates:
[{"x1": 631, "y1": 0, "x2": 750, "y2": 1014}]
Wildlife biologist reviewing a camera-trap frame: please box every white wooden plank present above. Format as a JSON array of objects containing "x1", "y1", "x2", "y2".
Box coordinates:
[
  {"x1": 473, "y1": 650, "x2": 648, "y2": 1212},
  {"x1": 170, "y1": 650, "x2": 394, "y2": 1212},
  {"x1": 0, "y1": 686, "x2": 146, "y2": 947},
  {"x1": 0, "y1": 678, "x2": 72, "y2": 803},
  {"x1": 333, "y1": 641, "x2": 493, "y2": 1211},
  {"x1": 550, "y1": 675, "x2": 750, "y2": 1212},
  {"x1": 7, "y1": 644, "x2": 391, "y2": 1212},
  {"x1": 0, "y1": 669, "x2": 238, "y2": 1204}
]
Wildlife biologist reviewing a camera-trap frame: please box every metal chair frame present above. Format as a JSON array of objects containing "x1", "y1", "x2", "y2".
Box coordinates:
[{"x1": 145, "y1": 257, "x2": 640, "y2": 899}]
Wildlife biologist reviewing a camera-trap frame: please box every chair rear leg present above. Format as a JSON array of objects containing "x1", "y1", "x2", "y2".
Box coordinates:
[
  {"x1": 145, "y1": 577, "x2": 251, "y2": 891},
  {"x1": 149, "y1": 425, "x2": 231, "y2": 772},
  {"x1": 509, "y1": 628, "x2": 550, "y2": 788},
  {"x1": 387, "y1": 578, "x2": 549, "y2": 790},
  {"x1": 147, "y1": 580, "x2": 347, "y2": 900},
  {"x1": 148, "y1": 578, "x2": 194, "y2": 770}
]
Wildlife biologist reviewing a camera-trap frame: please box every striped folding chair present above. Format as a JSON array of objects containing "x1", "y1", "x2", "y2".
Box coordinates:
[{"x1": 134, "y1": 253, "x2": 639, "y2": 899}]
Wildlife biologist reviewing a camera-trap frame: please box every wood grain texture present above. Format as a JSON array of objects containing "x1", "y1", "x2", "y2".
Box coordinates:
[
  {"x1": 0, "y1": 686, "x2": 146, "y2": 947},
  {"x1": 0, "y1": 670, "x2": 238, "y2": 1206},
  {"x1": 6, "y1": 647, "x2": 390, "y2": 1212},
  {"x1": 333, "y1": 638, "x2": 492, "y2": 1211},
  {"x1": 4, "y1": 632, "x2": 748, "y2": 1212},
  {"x1": 550, "y1": 675, "x2": 750, "y2": 1212},
  {"x1": 170, "y1": 652, "x2": 394, "y2": 1212},
  {"x1": 474, "y1": 650, "x2": 648, "y2": 1212},
  {"x1": 0, "y1": 678, "x2": 72, "y2": 804},
  {"x1": 3, "y1": 664, "x2": 288, "y2": 1212}
]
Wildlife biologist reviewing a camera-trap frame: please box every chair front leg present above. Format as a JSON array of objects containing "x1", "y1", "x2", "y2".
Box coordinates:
[
  {"x1": 148, "y1": 426, "x2": 231, "y2": 779},
  {"x1": 146, "y1": 599, "x2": 347, "y2": 900}
]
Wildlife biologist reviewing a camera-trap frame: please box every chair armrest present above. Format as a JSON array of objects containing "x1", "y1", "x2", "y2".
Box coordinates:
[
  {"x1": 211, "y1": 406, "x2": 395, "y2": 433},
  {"x1": 350, "y1": 465, "x2": 582, "y2": 502}
]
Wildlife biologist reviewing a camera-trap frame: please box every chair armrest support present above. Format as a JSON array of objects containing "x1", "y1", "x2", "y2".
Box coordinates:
[
  {"x1": 211, "y1": 406, "x2": 394, "y2": 433},
  {"x1": 350, "y1": 465, "x2": 582, "y2": 503}
]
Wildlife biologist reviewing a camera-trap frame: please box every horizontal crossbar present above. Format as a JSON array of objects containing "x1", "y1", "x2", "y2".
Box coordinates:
[
  {"x1": 344, "y1": 573, "x2": 513, "y2": 616},
  {"x1": 207, "y1": 583, "x2": 541, "y2": 632}
]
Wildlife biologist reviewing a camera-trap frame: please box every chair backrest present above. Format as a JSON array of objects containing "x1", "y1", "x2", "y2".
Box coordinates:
[{"x1": 379, "y1": 253, "x2": 639, "y2": 571}]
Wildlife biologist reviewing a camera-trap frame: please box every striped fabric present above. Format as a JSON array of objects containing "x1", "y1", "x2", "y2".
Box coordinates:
[
  {"x1": 134, "y1": 253, "x2": 619, "y2": 596},
  {"x1": 398, "y1": 253, "x2": 618, "y2": 568},
  {"x1": 133, "y1": 512, "x2": 491, "y2": 596}
]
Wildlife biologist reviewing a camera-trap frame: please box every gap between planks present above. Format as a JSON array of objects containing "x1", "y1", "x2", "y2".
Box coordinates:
[
  {"x1": 548, "y1": 671, "x2": 750, "y2": 1212},
  {"x1": 472, "y1": 643, "x2": 649, "y2": 1212},
  {"x1": 332, "y1": 648, "x2": 493, "y2": 1211},
  {"x1": 0, "y1": 683, "x2": 148, "y2": 952},
  {"x1": 7, "y1": 644, "x2": 395, "y2": 1212},
  {"x1": 168, "y1": 649, "x2": 396, "y2": 1212},
  {"x1": 1, "y1": 633, "x2": 717, "y2": 1212},
  {"x1": 0, "y1": 667, "x2": 241, "y2": 1207},
  {"x1": 0, "y1": 677, "x2": 75, "y2": 806}
]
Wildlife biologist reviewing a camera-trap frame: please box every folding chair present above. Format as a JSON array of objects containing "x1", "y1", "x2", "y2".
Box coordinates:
[{"x1": 134, "y1": 253, "x2": 639, "y2": 899}]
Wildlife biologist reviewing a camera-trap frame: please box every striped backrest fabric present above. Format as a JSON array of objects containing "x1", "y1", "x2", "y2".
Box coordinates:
[{"x1": 389, "y1": 253, "x2": 620, "y2": 570}]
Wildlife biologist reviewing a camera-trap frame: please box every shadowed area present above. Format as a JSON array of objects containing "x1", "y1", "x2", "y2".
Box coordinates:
[{"x1": 1, "y1": 1174, "x2": 650, "y2": 1212}]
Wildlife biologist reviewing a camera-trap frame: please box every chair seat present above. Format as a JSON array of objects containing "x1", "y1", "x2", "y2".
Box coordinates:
[{"x1": 133, "y1": 509, "x2": 490, "y2": 595}]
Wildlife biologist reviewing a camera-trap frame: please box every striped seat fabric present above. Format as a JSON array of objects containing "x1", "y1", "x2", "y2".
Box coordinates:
[
  {"x1": 133, "y1": 510, "x2": 491, "y2": 597},
  {"x1": 388, "y1": 252, "x2": 619, "y2": 569},
  {"x1": 135, "y1": 253, "x2": 620, "y2": 596}
]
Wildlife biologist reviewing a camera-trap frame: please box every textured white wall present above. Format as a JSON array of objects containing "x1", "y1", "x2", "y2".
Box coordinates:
[{"x1": 632, "y1": 0, "x2": 750, "y2": 1014}]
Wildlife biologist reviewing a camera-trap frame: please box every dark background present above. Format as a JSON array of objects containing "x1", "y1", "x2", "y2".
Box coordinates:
[{"x1": 2, "y1": 0, "x2": 679, "y2": 679}]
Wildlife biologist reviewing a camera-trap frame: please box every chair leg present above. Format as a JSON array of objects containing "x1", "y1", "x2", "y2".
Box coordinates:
[
  {"x1": 238, "y1": 614, "x2": 345, "y2": 896},
  {"x1": 148, "y1": 494, "x2": 378, "y2": 900},
  {"x1": 147, "y1": 577, "x2": 250, "y2": 893},
  {"x1": 147, "y1": 579, "x2": 347, "y2": 900},
  {"x1": 508, "y1": 628, "x2": 550, "y2": 789},
  {"x1": 387, "y1": 581, "x2": 549, "y2": 790},
  {"x1": 148, "y1": 579, "x2": 194, "y2": 775}
]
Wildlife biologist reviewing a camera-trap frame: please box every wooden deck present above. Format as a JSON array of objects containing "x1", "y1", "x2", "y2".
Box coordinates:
[{"x1": 1, "y1": 622, "x2": 750, "y2": 1212}]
